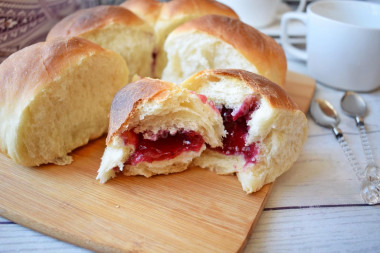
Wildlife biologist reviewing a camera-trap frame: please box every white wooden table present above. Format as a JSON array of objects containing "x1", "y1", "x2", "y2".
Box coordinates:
[{"x1": 1, "y1": 59, "x2": 379, "y2": 252}]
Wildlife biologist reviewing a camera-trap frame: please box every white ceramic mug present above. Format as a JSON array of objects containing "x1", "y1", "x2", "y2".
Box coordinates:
[
  {"x1": 218, "y1": 0, "x2": 307, "y2": 28},
  {"x1": 281, "y1": 0, "x2": 380, "y2": 92}
]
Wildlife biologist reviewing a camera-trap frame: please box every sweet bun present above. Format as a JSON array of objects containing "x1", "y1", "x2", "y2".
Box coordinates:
[
  {"x1": 121, "y1": 0, "x2": 239, "y2": 77},
  {"x1": 97, "y1": 78, "x2": 224, "y2": 183},
  {"x1": 181, "y1": 69, "x2": 307, "y2": 193},
  {"x1": 120, "y1": 0, "x2": 163, "y2": 29},
  {"x1": 46, "y1": 5, "x2": 154, "y2": 79},
  {"x1": 0, "y1": 37, "x2": 129, "y2": 166},
  {"x1": 162, "y1": 15, "x2": 287, "y2": 86}
]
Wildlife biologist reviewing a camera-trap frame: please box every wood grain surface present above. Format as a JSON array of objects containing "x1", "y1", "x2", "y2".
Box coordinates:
[{"x1": 0, "y1": 71, "x2": 315, "y2": 253}]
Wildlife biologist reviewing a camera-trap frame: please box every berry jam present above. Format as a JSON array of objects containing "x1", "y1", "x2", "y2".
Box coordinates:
[
  {"x1": 211, "y1": 96, "x2": 259, "y2": 164},
  {"x1": 120, "y1": 130, "x2": 204, "y2": 165}
]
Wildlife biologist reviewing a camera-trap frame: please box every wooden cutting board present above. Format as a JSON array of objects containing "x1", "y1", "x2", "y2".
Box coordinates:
[{"x1": 0, "y1": 71, "x2": 315, "y2": 253}]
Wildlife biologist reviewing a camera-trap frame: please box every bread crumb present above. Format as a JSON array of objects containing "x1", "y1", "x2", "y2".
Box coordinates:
[{"x1": 116, "y1": 205, "x2": 120, "y2": 208}]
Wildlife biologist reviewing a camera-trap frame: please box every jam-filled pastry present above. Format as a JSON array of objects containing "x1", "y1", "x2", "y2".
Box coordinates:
[
  {"x1": 181, "y1": 69, "x2": 308, "y2": 193},
  {"x1": 97, "y1": 77, "x2": 224, "y2": 183}
]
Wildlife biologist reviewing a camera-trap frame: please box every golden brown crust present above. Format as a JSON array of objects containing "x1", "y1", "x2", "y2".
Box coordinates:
[
  {"x1": 183, "y1": 69, "x2": 299, "y2": 111},
  {"x1": 120, "y1": 0, "x2": 163, "y2": 25},
  {"x1": 0, "y1": 37, "x2": 108, "y2": 111},
  {"x1": 121, "y1": 0, "x2": 238, "y2": 23},
  {"x1": 159, "y1": 0, "x2": 239, "y2": 21},
  {"x1": 47, "y1": 5, "x2": 145, "y2": 40},
  {"x1": 171, "y1": 15, "x2": 287, "y2": 86},
  {"x1": 106, "y1": 78, "x2": 172, "y2": 144}
]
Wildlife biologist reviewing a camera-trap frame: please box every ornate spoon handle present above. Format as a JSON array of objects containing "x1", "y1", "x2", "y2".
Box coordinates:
[
  {"x1": 358, "y1": 124, "x2": 376, "y2": 166},
  {"x1": 336, "y1": 133, "x2": 379, "y2": 205},
  {"x1": 337, "y1": 135, "x2": 364, "y2": 180},
  {"x1": 358, "y1": 123, "x2": 380, "y2": 181}
]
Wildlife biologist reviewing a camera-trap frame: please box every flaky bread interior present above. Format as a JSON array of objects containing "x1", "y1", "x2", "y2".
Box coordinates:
[
  {"x1": 162, "y1": 31, "x2": 257, "y2": 84},
  {"x1": 182, "y1": 70, "x2": 308, "y2": 193},
  {"x1": 162, "y1": 15, "x2": 286, "y2": 86},
  {"x1": 153, "y1": 0, "x2": 239, "y2": 77},
  {"x1": 97, "y1": 79, "x2": 224, "y2": 183},
  {"x1": 0, "y1": 38, "x2": 129, "y2": 166}
]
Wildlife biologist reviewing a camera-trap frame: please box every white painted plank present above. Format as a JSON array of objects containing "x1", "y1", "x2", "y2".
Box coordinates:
[
  {"x1": 0, "y1": 223, "x2": 90, "y2": 253},
  {"x1": 247, "y1": 206, "x2": 380, "y2": 252},
  {"x1": 2, "y1": 206, "x2": 379, "y2": 253},
  {"x1": 267, "y1": 129, "x2": 380, "y2": 207},
  {"x1": 266, "y1": 76, "x2": 380, "y2": 207}
]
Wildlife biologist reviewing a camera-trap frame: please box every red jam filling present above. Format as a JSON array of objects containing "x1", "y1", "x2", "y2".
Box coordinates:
[
  {"x1": 120, "y1": 130, "x2": 204, "y2": 165},
  {"x1": 211, "y1": 96, "x2": 260, "y2": 164}
]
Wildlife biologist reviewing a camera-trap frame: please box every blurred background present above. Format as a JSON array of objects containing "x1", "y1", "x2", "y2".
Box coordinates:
[{"x1": 0, "y1": 0, "x2": 378, "y2": 63}]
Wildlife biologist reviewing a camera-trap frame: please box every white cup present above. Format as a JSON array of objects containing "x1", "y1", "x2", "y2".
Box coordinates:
[
  {"x1": 281, "y1": 0, "x2": 380, "y2": 92},
  {"x1": 218, "y1": 0, "x2": 307, "y2": 28}
]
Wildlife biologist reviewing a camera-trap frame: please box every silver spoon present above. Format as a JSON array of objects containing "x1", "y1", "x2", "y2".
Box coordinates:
[
  {"x1": 341, "y1": 91, "x2": 380, "y2": 182},
  {"x1": 310, "y1": 98, "x2": 379, "y2": 205}
]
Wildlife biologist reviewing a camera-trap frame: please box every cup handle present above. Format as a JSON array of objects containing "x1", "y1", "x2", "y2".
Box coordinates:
[
  {"x1": 280, "y1": 12, "x2": 308, "y2": 61},
  {"x1": 296, "y1": 0, "x2": 307, "y2": 12}
]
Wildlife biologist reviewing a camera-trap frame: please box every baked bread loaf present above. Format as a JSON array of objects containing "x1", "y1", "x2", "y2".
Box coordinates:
[
  {"x1": 121, "y1": 0, "x2": 239, "y2": 77},
  {"x1": 120, "y1": 0, "x2": 163, "y2": 29},
  {"x1": 181, "y1": 69, "x2": 307, "y2": 193},
  {"x1": 46, "y1": 5, "x2": 154, "y2": 79},
  {"x1": 162, "y1": 15, "x2": 287, "y2": 86},
  {"x1": 0, "y1": 37, "x2": 129, "y2": 166},
  {"x1": 97, "y1": 78, "x2": 224, "y2": 183},
  {"x1": 47, "y1": 1, "x2": 285, "y2": 86}
]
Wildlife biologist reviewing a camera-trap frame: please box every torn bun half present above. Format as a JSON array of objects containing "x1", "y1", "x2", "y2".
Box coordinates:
[
  {"x1": 162, "y1": 15, "x2": 286, "y2": 86},
  {"x1": 97, "y1": 77, "x2": 224, "y2": 183},
  {"x1": 181, "y1": 69, "x2": 308, "y2": 193},
  {"x1": 0, "y1": 37, "x2": 129, "y2": 166}
]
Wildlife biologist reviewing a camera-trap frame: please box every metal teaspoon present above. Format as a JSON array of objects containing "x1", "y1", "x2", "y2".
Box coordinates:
[
  {"x1": 310, "y1": 98, "x2": 379, "y2": 204},
  {"x1": 340, "y1": 91, "x2": 380, "y2": 182}
]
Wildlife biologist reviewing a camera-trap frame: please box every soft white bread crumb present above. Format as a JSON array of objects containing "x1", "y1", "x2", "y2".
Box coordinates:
[
  {"x1": 182, "y1": 69, "x2": 308, "y2": 193},
  {"x1": 161, "y1": 15, "x2": 287, "y2": 86},
  {"x1": 97, "y1": 78, "x2": 224, "y2": 183},
  {"x1": 162, "y1": 32, "x2": 257, "y2": 84},
  {"x1": 121, "y1": 0, "x2": 239, "y2": 78},
  {"x1": 0, "y1": 37, "x2": 129, "y2": 166},
  {"x1": 130, "y1": 88, "x2": 224, "y2": 148},
  {"x1": 96, "y1": 137, "x2": 134, "y2": 183}
]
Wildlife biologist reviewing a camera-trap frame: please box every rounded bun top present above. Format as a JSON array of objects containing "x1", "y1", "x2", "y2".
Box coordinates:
[
  {"x1": 0, "y1": 37, "x2": 112, "y2": 111},
  {"x1": 107, "y1": 78, "x2": 172, "y2": 144},
  {"x1": 158, "y1": 0, "x2": 238, "y2": 21},
  {"x1": 121, "y1": 0, "x2": 238, "y2": 24},
  {"x1": 47, "y1": 5, "x2": 146, "y2": 40},
  {"x1": 120, "y1": 0, "x2": 163, "y2": 26},
  {"x1": 170, "y1": 15, "x2": 287, "y2": 86},
  {"x1": 182, "y1": 69, "x2": 298, "y2": 111}
]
